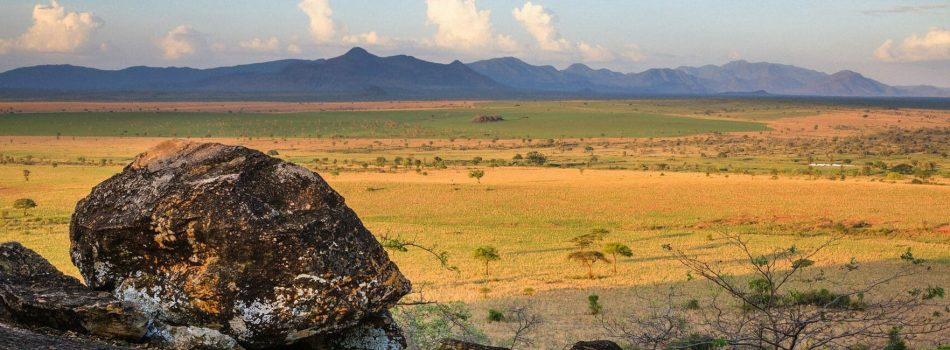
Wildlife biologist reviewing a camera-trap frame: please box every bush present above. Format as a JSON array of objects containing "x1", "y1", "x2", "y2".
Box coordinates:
[
  {"x1": 487, "y1": 309, "x2": 505, "y2": 323},
  {"x1": 588, "y1": 294, "x2": 602, "y2": 315},
  {"x1": 883, "y1": 327, "x2": 909, "y2": 350}
]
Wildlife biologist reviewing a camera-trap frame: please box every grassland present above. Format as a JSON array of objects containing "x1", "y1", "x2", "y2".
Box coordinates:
[{"x1": 1, "y1": 99, "x2": 949, "y2": 347}]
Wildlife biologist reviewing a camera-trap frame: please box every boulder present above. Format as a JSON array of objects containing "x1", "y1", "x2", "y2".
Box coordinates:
[
  {"x1": 70, "y1": 140, "x2": 411, "y2": 349},
  {"x1": 0, "y1": 242, "x2": 148, "y2": 341},
  {"x1": 570, "y1": 340, "x2": 623, "y2": 350},
  {"x1": 285, "y1": 311, "x2": 405, "y2": 350},
  {"x1": 0, "y1": 322, "x2": 141, "y2": 350},
  {"x1": 436, "y1": 339, "x2": 509, "y2": 350}
]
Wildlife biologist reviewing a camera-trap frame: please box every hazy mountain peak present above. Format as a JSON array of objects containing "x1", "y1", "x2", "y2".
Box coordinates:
[{"x1": 342, "y1": 47, "x2": 376, "y2": 59}]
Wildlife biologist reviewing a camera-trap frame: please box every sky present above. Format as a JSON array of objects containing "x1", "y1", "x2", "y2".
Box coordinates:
[{"x1": 0, "y1": 0, "x2": 948, "y2": 86}]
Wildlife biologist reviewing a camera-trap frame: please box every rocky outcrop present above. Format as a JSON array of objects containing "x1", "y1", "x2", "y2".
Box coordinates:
[
  {"x1": 0, "y1": 242, "x2": 148, "y2": 341},
  {"x1": 436, "y1": 339, "x2": 510, "y2": 350},
  {"x1": 570, "y1": 340, "x2": 623, "y2": 350},
  {"x1": 0, "y1": 323, "x2": 141, "y2": 350},
  {"x1": 69, "y1": 140, "x2": 412, "y2": 349}
]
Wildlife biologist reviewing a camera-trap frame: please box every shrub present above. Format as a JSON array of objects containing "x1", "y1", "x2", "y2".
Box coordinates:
[
  {"x1": 588, "y1": 294, "x2": 602, "y2": 315},
  {"x1": 266, "y1": 150, "x2": 279, "y2": 156},
  {"x1": 487, "y1": 309, "x2": 505, "y2": 323}
]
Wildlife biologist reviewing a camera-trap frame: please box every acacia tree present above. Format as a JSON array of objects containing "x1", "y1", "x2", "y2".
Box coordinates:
[
  {"x1": 13, "y1": 198, "x2": 36, "y2": 216},
  {"x1": 568, "y1": 251, "x2": 609, "y2": 279},
  {"x1": 468, "y1": 169, "x2": 485, "y2": 183},
  {"x1": 473, "y1": 246, "x2": 501, "y2": 277},
  {"x1": 603, "y1": 233, "x2": 948, "y2": 350},
  {"x1": 603, "y1": 242, "x2": 633, "y2": 274},
  {"x1": 22, "y1": 169, "x2": 30, "y2": 182}
]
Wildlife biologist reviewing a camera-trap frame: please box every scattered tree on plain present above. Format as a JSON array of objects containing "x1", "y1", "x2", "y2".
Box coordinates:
[
  {"x1": 468, "y1": 169, "x2": 485, "y2": 183},
  {"x1": 22, "y1": 169, "x2": 30, "y2": 182},
  {"x1": 13, "y1": 198, "x2": 37, "y2": 216},
  {"x1": 568, "y1": 251, "x2": 609, "y2": 279},
  {"x1": 603, "y1": 242, "x2": 633, "y2": 274},
  {"x1": 473, "y1": 245, "x2": 500, "y2": 277}
]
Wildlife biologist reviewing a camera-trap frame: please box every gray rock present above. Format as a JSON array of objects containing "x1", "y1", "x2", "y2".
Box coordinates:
[
  {"x1": 570, "y1": 340, "x2": 623, "y2": 350},
  {"x1": 0, "y1": 242, "x2": 148, "y2": 341},
  {"x1": 288, "y1": 311, "x2": 405, "y2": 350},
  {"x1": 70, "y1": 140, "x2": 411, "y2": 349},
  {"x1": 0, "y1": 322, "x2": 141, "y2": 350},
  {"x1": 436, "y1": 339, "x2": 509, "y2": 350}
]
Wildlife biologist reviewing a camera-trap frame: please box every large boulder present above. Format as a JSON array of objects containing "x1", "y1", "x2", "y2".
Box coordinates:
[
  {"x1": 0, "y1": 322, "x2": 141, "y2": 350},
  {"x1": 70, "y1": 140, "x2": 411, "y2": 349},
  {"x1": 0, "y1": 242, "x2": 148, "y2": 341},
  {"x1": 570, "y1": 340, "x2": 623, "y2": 350}
]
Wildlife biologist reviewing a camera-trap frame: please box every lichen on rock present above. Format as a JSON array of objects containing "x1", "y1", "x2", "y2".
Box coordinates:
[{"x1": 70, "y1": 140, "x2": 411, "y2": 349}]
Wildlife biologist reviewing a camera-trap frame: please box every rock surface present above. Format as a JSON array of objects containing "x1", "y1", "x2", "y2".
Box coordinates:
[
  {"x1": 70, "y1": 140, "x2": 411, "y2": 349},
  {"x1": 0, "y1": 323, "x2": 141, "y2": 350},
  {"x1": 286, "y1": 311, "x2": 405, "y2": 350},
  {"x1": 436, "y1": 339, "x2": 510, "y2": 350},
  {"x1": 569, "y1": 340, "x2": 623, "y2": 350},
  {"x1": 0, "y1": 242, "x2": 147, "y2": 341}
]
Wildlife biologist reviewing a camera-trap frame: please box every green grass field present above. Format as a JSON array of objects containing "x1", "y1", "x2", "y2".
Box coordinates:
[{"x1": 0, "y1": 100, "x2": 781, "y2": 138}]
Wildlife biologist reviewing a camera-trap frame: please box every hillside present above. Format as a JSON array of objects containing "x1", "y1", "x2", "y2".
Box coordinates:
[{"x1": 1, "y1": 47, "x2": 948, "y2": 99}]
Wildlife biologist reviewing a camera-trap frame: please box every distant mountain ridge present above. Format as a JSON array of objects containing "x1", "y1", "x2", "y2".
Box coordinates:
[{"x1": 1, "y1": 47, "x2": 948, "y2": 100}]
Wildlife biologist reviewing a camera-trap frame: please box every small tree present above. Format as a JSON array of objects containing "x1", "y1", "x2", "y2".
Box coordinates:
[
  {"x1": 603, "y1": 242, "x2": 633, "y2": 274},
  {"x1": 525, "y1": 151, "x2": 547, "y2": 166},
  {"x1": 473, "y1": 246, "x2": 501, "y2": 277},
  {"x1": 571, "y1": 228, "x2": 609, "y2": 249},
  {"x1": 468, "y1": 169, "x2": 485, "y2": 183},
  {"x1": 13, "y1": 198, "x2": 37, "y2": 216},
  {"x1": 568, "y1": 251, "x2": 609, "y2": 279},
  {"x1": 22, "y1": 169, "x2": 30, "y2": 182}
]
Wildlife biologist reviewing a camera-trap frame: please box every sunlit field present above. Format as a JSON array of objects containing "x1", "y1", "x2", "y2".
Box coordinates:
[{"x1": 1, "y1": 100, "x2": 949, "y2": 347}]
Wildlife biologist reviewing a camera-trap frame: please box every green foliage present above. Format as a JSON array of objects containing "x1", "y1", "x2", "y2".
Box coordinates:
[
  {"x1": 13, "y1": 198, "x2": 37, "y2": 215},
  {"x1": 468, "y1": 169, "x2": 485, "y2": 183},
  {"x1": 487, "y1": 309, "x2": 505, "y2": 323},
  {"x1": 587, "y1": 294, "x2": 602, "y2": 315},
  {"x1": 525, "y1": 151, "x2": 547, "y2": 166},
  {"x1": 883, "y1": 327, "x2": 909, "y2": 350},
  {"x1": 900, "y1": 248, "x2": 927, "y2": 265},
  {"x1": 603, "y1": 242, "x2": 633, "y2": 273},
  {"x1": 791, "y1": 258, "x2": 814, "y2": 269},
  {"x1": 473, "y1": 245, "x2": 501, "y2": 277},
  {"x1": 669, "y1": 334, "x2": 723, "y2": 350},
  {"x1": 683, "y1": 299, "x2": 701, "y2": 310},
  {"x1": 392, "y1": 303, "x2": 488, "y2": 350},
  {"x1": 568, "y1": 251, "x2": 609, "y2": 279},
  {"x1": 571, "y1": 228, "x2": 609, "y2": 249}
]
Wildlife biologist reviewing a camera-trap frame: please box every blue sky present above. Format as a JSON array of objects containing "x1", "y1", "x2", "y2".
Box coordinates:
[{"x1": 0, "y1": 0, "x2": 948, "y2": 86}]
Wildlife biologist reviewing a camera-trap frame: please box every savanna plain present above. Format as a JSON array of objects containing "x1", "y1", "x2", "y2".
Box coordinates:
[{"x1": 1, "y1": 99, "x2": 949, "y2": 348}]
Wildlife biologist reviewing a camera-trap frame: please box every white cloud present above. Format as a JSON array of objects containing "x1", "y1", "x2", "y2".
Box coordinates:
[
  {"x1": 512, "y1": 1, "x2": 568, "y2": 51},
  {"x1": 875, "y1": 28, "x2": 950, "y2": 62},
  {"x1": 623, "y1": 44, "x2": 646, "y2": 62},
  {"x1": 425, "y1": 0, "x2": 517, "y2": 52},
  {"x1": 158, "y1": 25, "x2": 205, "y2": 60},
  {"x1": 287, "y1": 43, "x2": 302, "y2": 54},
  {"x1": 0, "y1": 0, "x2": 103, "y2": 54},
  {"x1": 576, "y1": 42, "x2": 614, "y2": 62},
  {"x1": 299, "y1": 0, "x2": 336, "y2": 43},
  {"x1": 240, "y1": 37, "x2": 281, "y2": 52},
  {"x1": 342, "y1": 31, "x2": 391, "y2": 46}
]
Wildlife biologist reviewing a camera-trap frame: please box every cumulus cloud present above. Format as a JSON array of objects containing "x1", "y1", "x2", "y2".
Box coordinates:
[
  {"x1": 158, "y1": 25, "x2": 206, "y2": 60},
  {"x1": 0, "y1": 0, "x2": 103, "y2": 54},
  {"x1": 299, "y1": 0, "x2": 336, "y2": 43},
  {"x1": 425, "y1": 0, "x2": 517, "y2": 52},
  {"x1": 240, "y1": 37, "x2": 281, "y2": 52},
  {"x1": 342, "y1": 32, "x2": 391, "y2": 46},
  {"x1": 287, "y1": 43, "x2": 302, "y2": 54},
  {"x1": 576, "y1": 42, "x2": 614, "y2": 62},
  {"x1": 875, "y1": 28, "x2": 950, "y2": 62},
  {"x1": 512, "y1": 1, "x2": 568, "y2": 51}
]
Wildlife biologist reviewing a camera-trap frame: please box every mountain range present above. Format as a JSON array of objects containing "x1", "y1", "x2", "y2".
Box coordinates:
[{"x1": 1, "y1": 47, "x2": 948, "y2": 100}]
